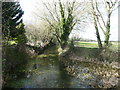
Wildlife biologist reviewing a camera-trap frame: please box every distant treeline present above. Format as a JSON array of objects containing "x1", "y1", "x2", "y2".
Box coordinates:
[
  {"x1": 72, "y1": 37, "x2": 119, "y2": 42},
  {"x1": 72, "y1": 37, "x2": 96, "y2": 42}
]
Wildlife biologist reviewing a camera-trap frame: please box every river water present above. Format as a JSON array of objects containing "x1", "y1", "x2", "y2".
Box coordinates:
[{"x1": 4, "y1": 54, "x2": 119, "y2": 88}]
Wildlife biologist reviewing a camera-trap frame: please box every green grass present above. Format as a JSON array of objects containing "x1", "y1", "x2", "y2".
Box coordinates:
[
  {"x1": 36, "y1": 54, "x2": 57, "y2": 58},
  {"x1": 74, "y1": 41, "x2": 98, "y2": 48},
  {"x1": 74, "y1": 41, "x2": 118, "y2": 51},
  {"x1": 72, "y1": 41, "x2": 118, "y2": 63},
  {"x1": 109, "y1": 42, "x2": 118, "y2": 52},
  {"x1": 8, "y1": 41, "x2": 17, "y2": 45}
]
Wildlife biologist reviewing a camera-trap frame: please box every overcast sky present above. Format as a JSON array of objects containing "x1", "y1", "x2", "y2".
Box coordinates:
[{"x1": 20, "y1": 0, "x2": 119, "y2": 41}]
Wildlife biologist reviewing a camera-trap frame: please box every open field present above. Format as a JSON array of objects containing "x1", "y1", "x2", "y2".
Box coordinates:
[
  {"x1": 74, "y1": 41, "x2": 98, "y2": 48},
  {"x1": 74, "y1": 41, "x2": 119, "y2": 51}
]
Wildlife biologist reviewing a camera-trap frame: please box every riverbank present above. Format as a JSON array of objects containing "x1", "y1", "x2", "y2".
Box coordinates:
[
  {"x1": 58, "y1": 44, "x2": 119, "y2": 88},
  {"x1": 2, "y1": 42, "x2": 119, "y2": 89},
  {"x1": 66, "y1": 41, "x2": 119, "y2": 69},
  {"x1": 60, "y1": 56, "x2": 119, "y2": 88}
]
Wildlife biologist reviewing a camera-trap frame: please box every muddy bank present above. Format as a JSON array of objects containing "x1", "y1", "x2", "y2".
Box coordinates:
[
  {"x1": 58, "y1": 47, "x2": 119, "y2": 88},
  {"x1": 69, "y1": 55, "x2": 119, "y2": 69},
  {"x1": 59, "y1": 55, "x2": 119, "y2": 88},
  {"x1": 62, "y1": 46, "x2": 120, "y2": 69}
]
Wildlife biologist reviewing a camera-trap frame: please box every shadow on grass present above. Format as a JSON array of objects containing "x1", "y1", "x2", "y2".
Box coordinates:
[
  {"x1": 73, "y1": 47, "x2": 102, "y2": 58},
  {"x1": 70, "y1": 46, "x2": 118, "y2": 63}
]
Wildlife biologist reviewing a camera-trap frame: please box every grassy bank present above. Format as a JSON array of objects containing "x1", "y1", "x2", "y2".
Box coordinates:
[
  {"x1": 74, "y1": 41, "x2": 98, "y2": 48},
  {"x1": 65, "y1": 41, "x2": 119, "y2": 66},
  {"x1": 74, "y1": 41, "x2": 118, "y2": 50},
  {"x1": 59, "y1": 41, "x2": 119, "y2": 88}
]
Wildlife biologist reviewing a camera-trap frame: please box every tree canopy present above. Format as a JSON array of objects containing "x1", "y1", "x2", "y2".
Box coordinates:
[{"x1": 2, "y1": 2, "x2": 26, "y2": 45}]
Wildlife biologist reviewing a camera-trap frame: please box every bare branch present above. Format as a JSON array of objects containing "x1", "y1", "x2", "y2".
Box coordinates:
[
  {"x1": 110, "y1": 0, "x2": 118, "y2": 14},
  {"x1": 54, "y1": 2, "x2": 60, "y2": 22},
  {"x1": 104, "y1": 0, "x2": 109, "y2": 14},
  {"x1": 110, "y1": 0, "x2": 114, "y2": 6},
  {"x1": 43, "y1": 2, "x2": 57, "y2": 22},
  {"x1": 96, "y1": 15, "x2": 106, "y2": 34},
  {"x1": 95, "y1": 0, "x2": 106, "y2": 27}
]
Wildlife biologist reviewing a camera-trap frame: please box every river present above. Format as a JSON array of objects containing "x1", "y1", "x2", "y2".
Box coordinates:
[{"x1": 4, "y1": 53, "x2": 119, "y2": 88}]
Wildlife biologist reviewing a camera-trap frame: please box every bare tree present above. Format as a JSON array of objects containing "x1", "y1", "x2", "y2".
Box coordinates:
[
  {"x1": 25, "y1": 21, "x2": 52, "y2": 47},
  {"x1": 91, "y1": 0, "x2": 103, "y2": 48},
  {"x1": 35, "y1": 0, "x2": 89, "y2": 50},
  {"x1": 91, "y1": 0, "x2": 119, "y2": 48}
]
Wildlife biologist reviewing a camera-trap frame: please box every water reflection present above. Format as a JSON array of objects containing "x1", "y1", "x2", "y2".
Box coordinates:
[
  {"x1": 57, "y1": 60, "x2": 71, "y2": 88},
  {"x1": 5, "y1": 54, "x2": 91, "y2": 88}
]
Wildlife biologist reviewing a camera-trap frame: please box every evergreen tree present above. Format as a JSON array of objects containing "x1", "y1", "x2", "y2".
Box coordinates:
[{"x1": 2, "y1": 2, "x2": 26, "y2": 44}]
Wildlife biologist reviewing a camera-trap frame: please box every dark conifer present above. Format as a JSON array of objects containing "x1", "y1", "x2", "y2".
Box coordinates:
[{"x1": 2, "y1": 2, "x2": 26, "y2": 44}]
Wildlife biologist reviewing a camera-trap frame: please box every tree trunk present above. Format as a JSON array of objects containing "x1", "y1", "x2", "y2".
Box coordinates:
[
  {"x1": 104, "y1": 14, "x2": 111, "y2": 46},
  {"x1": 95, "y1": 25, "x2": 103, "y2": 49},
  {"x1": 91, "y1": 1, "x2": 102, "y2": 49},
  {"x1": 104, "y1": 28, "x2": 110, "y2": 46},
  {"x1": 61, "y1": 41, "x2": 68, "y2": 50},
  {"x1": 94, "y1": 16, "x2": 102, "y2": 49}
]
